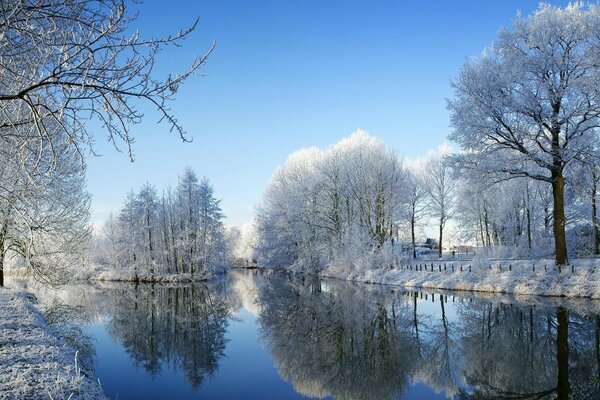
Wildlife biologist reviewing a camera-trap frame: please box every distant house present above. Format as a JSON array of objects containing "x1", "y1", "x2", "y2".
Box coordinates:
[{"x1": 423, "y1": 238, "x2": 438, "y2": 249}]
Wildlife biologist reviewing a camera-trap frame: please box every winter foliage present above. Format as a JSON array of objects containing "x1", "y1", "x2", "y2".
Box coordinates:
[
  {"x1": 255, "y1": 130, "x2": 407, "y2": 273},
  {"x1": 448, "y1": 2, "x2": 600, "y2": 265},
  {"x1": 94, "y1": 168, "x2": 228, "y2": 280},
  {"x1": 0, "y1": 126, "x2": 91, "y2": 286}
]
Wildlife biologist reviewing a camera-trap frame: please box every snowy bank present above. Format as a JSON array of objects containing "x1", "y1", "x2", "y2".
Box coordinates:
[
  {"x1": 321, "y1": 258, "x2": 600, "y2": 299},
  {"x1": 75, "y1": 263, "x2": 216, "y2": 284},
  {"x1": 0, "y1": 289, "x2": 105, "y2": 399}
]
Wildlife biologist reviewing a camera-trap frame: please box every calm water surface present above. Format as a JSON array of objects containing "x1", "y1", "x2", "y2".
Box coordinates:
[{"x1": 12, "y1": 270, "x2": 600, "y2": 399}]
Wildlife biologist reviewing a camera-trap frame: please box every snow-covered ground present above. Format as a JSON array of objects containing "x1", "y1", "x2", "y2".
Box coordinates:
[
  {"x1": 75, "y1": 263, "x2": 215, "y2": 283},
  {"x1": 323, "y1": 257, "x2": 600, "y2": 299},
  {"x1": 0, "y1": 288, "x2": 105, "y2": 400}
]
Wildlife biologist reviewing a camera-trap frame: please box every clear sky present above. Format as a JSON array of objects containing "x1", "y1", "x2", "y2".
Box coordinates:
[{"x1": 86, "y1": 0, "x2": 571, "y2": 228}]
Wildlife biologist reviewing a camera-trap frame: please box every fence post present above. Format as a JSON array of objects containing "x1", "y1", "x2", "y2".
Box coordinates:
[
  {"x1": 439, "y1": 264, "x2": 441, "y2": 272},
  {"x1": 571, "y1": 265, "x2": 574, "y2": 273},
  {"x1": 509, "y1": 264, "x2": 512, "y2": 271},
  {"x1": 451, "y1": 264, "x2": 454, "y2": 272}
]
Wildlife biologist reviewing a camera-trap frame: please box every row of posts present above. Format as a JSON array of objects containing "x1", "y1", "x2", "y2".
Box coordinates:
[{"x1": 392, "y1": 261, "x2": 576, "y2": 274}]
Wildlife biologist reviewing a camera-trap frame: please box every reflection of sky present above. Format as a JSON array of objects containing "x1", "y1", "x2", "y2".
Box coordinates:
[
  {"x1": 87, "y1": 307, "x2": 315, "y2": 400},
  {"x1": 88, "y1": 300, "x2": 453, "y2": 399},
  {"x1": 414, "y1": 292, "x2": 460, "y2": 322}
]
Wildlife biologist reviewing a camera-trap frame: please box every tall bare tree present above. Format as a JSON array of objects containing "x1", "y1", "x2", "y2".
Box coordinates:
[{"x1": 423, "y1": 154, "x2": 456, "y2": 258}]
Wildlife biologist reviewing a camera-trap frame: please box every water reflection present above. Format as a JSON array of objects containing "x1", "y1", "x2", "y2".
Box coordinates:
[
  {"x1": 257, "y1": 275, "x2": 415, "y2": 400},
  {"x1": 102, "y1": 283, "x2": 230, "y2": 389},
  {"x1": 248, "y1": 272, "x2": 600, "y2": 399},
  {"x1": 8, "y1": 273, "x2": 600, "y2": 399}
]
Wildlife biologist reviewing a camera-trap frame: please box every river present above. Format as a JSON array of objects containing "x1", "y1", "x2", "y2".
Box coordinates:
[{"x1": 8, "y1": 269, "x2": 600, "y2": 399}]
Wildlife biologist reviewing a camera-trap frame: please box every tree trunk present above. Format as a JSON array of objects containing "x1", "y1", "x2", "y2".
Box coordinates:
[
  {"x1": 555, "y1": 307, "x2": 570, "y2": 399},
  {"x1": 526, "y1": 203, "x2": 532, "y2": 250},
  {"x1": 438, "y1": 220, "x2": 443, "y2": 258},
  {"x1": 411, "y1": 212, "x2": 416, "y2": 259},
  {"x1": 552, "y1": 171, "x2": 568, "y2": 266},
  {"x1": 484, "y1": 204, "x2": 491, "y2": 246},
  {"x1": 0, "y1": 248, "x2": 3, "y2": 288},
  {"x1": 0, "y1": 225, "x2": 4, "y2": 288},
  {"x1": 592, "y1": 174, "x2": 599, "y2": 255}
]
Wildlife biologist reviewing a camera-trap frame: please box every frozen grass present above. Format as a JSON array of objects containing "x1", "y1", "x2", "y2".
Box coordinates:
[
  {"x1": 0, "y1": 288, "x2": 105, "y2": 399},
  {"x1": 323, "y1": 257, "x2": 600, "y2": 299}
]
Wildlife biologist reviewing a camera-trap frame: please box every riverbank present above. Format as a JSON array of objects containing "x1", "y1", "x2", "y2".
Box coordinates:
[
  {"x1": 320, "y1": 257, "x2": 600, "y2": 299},
  {"x1": 75, "y1": 263, "x2": 215, "y2": 283},
  {"x1": 0, "y1": 288, "x2": 105, "y2": 399}
]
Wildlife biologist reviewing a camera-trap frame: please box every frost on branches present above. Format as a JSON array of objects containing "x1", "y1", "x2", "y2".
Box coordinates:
[
  {"x1": 0, "y1": 0, "x2": 209, "y2": 285},
  {"x1": 255, "y1": 130, "x2": 407, "y2": 274},
  {"x1": 92, "y1": 168, "x2": 229, "y2": 281},
  {"x1": 448, "y1": 3, "x2": 600, "y2": 266}
]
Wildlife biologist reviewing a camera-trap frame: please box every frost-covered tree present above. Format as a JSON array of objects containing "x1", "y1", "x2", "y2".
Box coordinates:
[
  {"x1": 403, "y1": 167, "x2": 427, "y2": 259},
  {"x1": 423, "y1": 150, "x2": 456, "y2": 258},
  {"x1": 448, "y1": 3, "x2": 600, "y2": 265},
  {"x1": 0, "y1": 0, "x2": 211, "y2": 161},
  {"x1": 0, "y1": 129, "x2": 91, "y2": 286},
  {"x1": 103, "y1": 168, "x2": 226, "y2": 279},
  {"x1": 0, "y1": 0, "x2": 210, "y2": 284},
  {"x1": 256, "y1": 131, "x2": 406, "y2": 273}
]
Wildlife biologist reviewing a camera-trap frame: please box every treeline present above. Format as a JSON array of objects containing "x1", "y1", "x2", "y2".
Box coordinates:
[
  {"x1": 250, "y1": 130, "x2": 600, "y2": 274},
  {"x1": 97, "y1": 168, "x2": 228, "y2": 280}
]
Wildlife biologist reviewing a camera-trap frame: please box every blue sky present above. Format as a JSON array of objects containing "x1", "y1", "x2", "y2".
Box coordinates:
[{"x1": 86, "y1": 0, "x2": 570, "y2": 227}]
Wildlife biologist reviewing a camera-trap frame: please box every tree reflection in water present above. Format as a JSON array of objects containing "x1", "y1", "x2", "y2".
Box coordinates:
[
  {"x1": 246, "y1": 271, "x2": 600, "y2": 400},
  {"x1": 27, "y1": 271, "x2": 600, "y2": 399},
  {"x1": 257, "y1": 275, "x2": 416, "y2": 400},
  {"x1": 106, "y1": 282, "x2": 230, "y2": 389}
]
